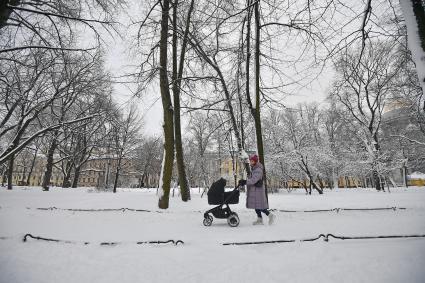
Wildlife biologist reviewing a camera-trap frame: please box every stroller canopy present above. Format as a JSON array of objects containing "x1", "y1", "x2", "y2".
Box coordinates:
[{"x1": 207, "y1": 178, "x2": 227, "y2": 197}]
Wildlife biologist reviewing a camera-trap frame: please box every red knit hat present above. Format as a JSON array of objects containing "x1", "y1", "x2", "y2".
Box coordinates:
[{"x1": 249, "y1": 154, "x2": 258, "y2": 163}]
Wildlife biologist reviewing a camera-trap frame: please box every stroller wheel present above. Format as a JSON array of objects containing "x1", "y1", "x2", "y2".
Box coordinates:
[
  {"x1": 203, "y1": 215, "x2": 213, "y2": 226},
  {"x1": 227, "y1": 213, "x2": 240, "y2": 227}
]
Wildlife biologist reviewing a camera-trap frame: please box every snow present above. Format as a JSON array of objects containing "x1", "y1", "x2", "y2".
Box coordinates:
[
  {"x1": 1, "y1": 186, "x2": 425, "y2": 283},
  {"x1": 157, "y1": 152, "x2": 166, "y2": 199},
  {"x1": 239, "y1": 149, "x2": 250, "y2": 163}
]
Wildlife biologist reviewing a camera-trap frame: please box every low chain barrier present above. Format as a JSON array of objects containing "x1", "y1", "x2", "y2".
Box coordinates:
[
  {"x1": 26, "y1": 207, "x2": 407, "y2": 214},
  {"x1": 222, "y1": 233, "x2": 425, "y2": 246},
  {"x1": 4, "y1": 233, "x2": 425, "y2": 247},
  {"x1": 274, "y1": 207, "x2": 406, "y2": 213},
  {"x1": 22, "y1": 233, "x2": 184, "y2": 246},
  {"x1": 29, "y1": 207, "x2": 163, "y2": 213}
]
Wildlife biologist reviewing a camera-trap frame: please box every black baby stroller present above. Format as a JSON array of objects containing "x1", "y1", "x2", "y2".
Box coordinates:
[{"x1": 203, "y1": 178, "x2": 240, "y2": 227}]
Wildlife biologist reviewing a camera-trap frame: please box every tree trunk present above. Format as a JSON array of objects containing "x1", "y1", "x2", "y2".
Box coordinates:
[
  {"x1": 42, "y1": 137, "x2": 58, "y2": 191},
  {"x1": 104, "y1": 157, "x2": 111, "y2": 189},
  {"x1": 245, "y1": 0, "x2": 252, "y2": 152},
  {"x1": 172, "y1": 0, "x2": 195, "y2": 202},
  {"x1": 141, "y1": 173, "x2": 146, "y2": 188},
  {"x1": 62, "y1": 174, "x2": 71, "y2": 188},
  {"x1": 303, "y1": 179, "x2": 309, "y2": 194},
  {"x1": 400, "y1": 0, "x2": 425, "y2": 101},
  {"x1": 245, "y1": 0, "x2": 264, "y2": 189},
  {"x1": 317, "y1": 175, "x2": 325, "y2": 190},
  {"x1": 72, "y1": 166, "x2": 81, "y2": 188},
  {"x1": 72, "y1": 139, "x2": 88, "y2": 188},
  {"x1": 0, "y1": 0, "x2": 21, "y2": 29},
  {"x1": 26, "y1": 148, "x2": 38, "y2": 186},
  {"x1": 113, "y1": 166, "x2": 120, "y2": 193},
  {"x1": 403, "y1": 165, "x2": 408, "y2": 188},
  {"x1": 113, "y1": 153, "x2": 123, "y2": 193},
  {"x1": 372, "y1": 135, "x2": 383, "y2": 191},
  {"x1": 158, "y1": 0, "x2": 175, "y2": 209},
  {"x1": 373, "y1": 169, "x2": 383, "y2": 191},
  {"x1": 253, "y1": 0, "x2": 267, "y2": 199},
  {"x1": 301, "y1": 157, "x2": 323, "y2": 194},
  {"x1": 62, "y1": 162, "x2": 73, "y2": 188},
  {"x1": 411, "y1": 0, "x2": 425, "y2": 51},
  {"x1": 333, "y1": 168, "x2": 339, "y2": 189},
  {"x1": 246, "y1": 0, "x2": 252, "y2": 119},
  {"x1": 7, "y1": 155, "x2": 14, "y2": 190},
  {"x1": 1, "y1": 165, "x2": 7, "y2": 186}
]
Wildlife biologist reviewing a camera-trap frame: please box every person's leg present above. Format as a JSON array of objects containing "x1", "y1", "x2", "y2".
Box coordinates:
[
  {"x1": 255, "y1": 209, "x2": 262, "y2": 218},
  {"x1": 253, "y1": 209, "x2": 263, "y2": 225},
  {"x1": 263, "y1": 209, "x2": 276, "y2": 225}
]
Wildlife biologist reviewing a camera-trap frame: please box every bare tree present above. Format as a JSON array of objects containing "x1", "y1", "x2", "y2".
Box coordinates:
[
  {"x1": 331, "y1": 40, "x2": 405, "y2": 190},
  {"x1": 110, "y1": 105, "x2": 142, "y2": 193},
  {"x1": 0, "y1": 0, "x2": 123, "y2": 54},
  {"x1": 172, "y1": 0, "x2": 195, "y2": 202},
  {"x1": 135, "y1": 136, "x2": 162, "y2": 188},
  {"x1": 157, "y1": 0, "x2": 175, "y2": 209}
]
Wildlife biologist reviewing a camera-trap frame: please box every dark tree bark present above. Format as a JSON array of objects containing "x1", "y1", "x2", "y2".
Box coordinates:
[
  {"x1": 7, "y1": 155, "x2": 14, "y2": 190},
  {"x1": 1, "y1": 165, "x2": 7, "y2": 186},
  {"x1": 62, "y1": 164, "x2": 72, "y2": 188},
  {"x1": 72, "y1": 166, "x2": 82, "y2": 188},
  {"x1": 253, "y1": 0, "x2": 267, "y2": 194},
  {"x1": 244, "y1": 0, "x2": 264, "y2": 180},
  {"x1": 411, "y1": 0, "x2": 425, "y2": 53},
  {"x1": 113, "y1": 120, "x2": 129, "y2": 193},
  {"x1": 26, "y1": 147, "x2": 38, "y2": 185},
  {"x1": 158, "y1": 0, "x2": 175, "y2": 209},
  {"x1": 113, "y1": 156, "x2": 122, "y2": 193},
  {"x1": 61, "y1": 140, "x2": 74, "y2": 188},
  {"x1": 372, "y1": 137, "x2": 383, "y2": 191},
  {"x1": 242, "y1": 0, "x2": 267, "y2": 197},
  {"x1": 0, "y1": 0, "x2": 20, "y2": 29},
  {"x1": 70, "y1": 130, "x2": 91, "y2": 189},
  {"x1": 300, "y1": 156, "x2": 323, "y2": 194},
  {"x1": 245, "y1": 0, "x2": 252, "y2": 140},
  {"x1": 172, "y1": 0, "x2": 195, "y2": 202},
  {"x1": 41, "y1": 133, "x2": 58, "y2": 191}
]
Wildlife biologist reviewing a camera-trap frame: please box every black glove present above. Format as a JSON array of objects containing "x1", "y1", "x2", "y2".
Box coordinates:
[{"x1": 238, "y1": 179, "x2": 247, "y2": 186}]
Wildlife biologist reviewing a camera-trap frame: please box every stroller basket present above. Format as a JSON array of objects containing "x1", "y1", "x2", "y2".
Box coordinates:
[{"x1": 208, "y1": 190, "x2": 240, "y2": 205}]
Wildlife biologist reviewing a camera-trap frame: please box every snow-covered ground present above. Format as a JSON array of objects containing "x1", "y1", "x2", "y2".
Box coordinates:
[{"x1": 1, "y1": 186, "x2": 425, "y2": 283}]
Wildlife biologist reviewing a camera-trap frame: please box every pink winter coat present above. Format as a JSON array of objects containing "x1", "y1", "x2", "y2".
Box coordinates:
[{"x1": 246, "y1": 162, "x2": 268, "y2": 209}]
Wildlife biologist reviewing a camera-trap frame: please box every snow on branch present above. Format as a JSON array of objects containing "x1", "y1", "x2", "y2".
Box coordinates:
[
  {"x1": 391, "y1": 134, "x2": 425, "y2": 146},
  {"x1": 0, "y1": 115, "x2": 98, "y2": 164},
  {"x1": 6, "y1": 5, "x2": 116, "y2": 24},
  {"x1": 0, "y1": 46, "x2": 97, "y2": 54},
  {"x1": 400, "y1": 0, "x2": 425, "y2": 96}
]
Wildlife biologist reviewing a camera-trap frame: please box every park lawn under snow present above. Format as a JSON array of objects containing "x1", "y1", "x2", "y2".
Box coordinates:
[{"x1": 1, "y1": 186, "x2": 425, "y2": 283}]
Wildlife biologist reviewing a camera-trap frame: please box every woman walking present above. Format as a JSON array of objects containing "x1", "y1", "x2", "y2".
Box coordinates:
[{"x1": 239, "y1": 154, "x2": 276, "y2": 225}]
